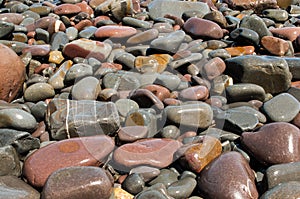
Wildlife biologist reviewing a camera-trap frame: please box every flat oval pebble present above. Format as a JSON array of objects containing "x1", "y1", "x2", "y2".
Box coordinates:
[
  {"x1": 241, "y1": 122, "x2": 300, "y2": 164},
  {"x1": 184, "y1": 17, "x2": 224, "y2": 39},
  {"x1": 24, "y1": 83, "x2": 55, "y2": 102},
  {"x1": 42, "y1": 166, "x2": 113, "y2": 199},
  {"x1": 226, "y1": 83, "x2": 266, "y2": 103},
  {"x1": 0, "y1": 13, "x2": 24, "y2": 24},
  {"x1": 23, "y1": 135, "x2": 114, "y2": 187},
  {"x1": 270, "y1": 27, "x2": 300, "y2": 41},
  {"x1": 263, "y1": 93, "x2": 300, "y2": 122},
  {"x1": 0, "y1": 43, "x2": 25, "y2": 102},
  {"x1": 113, "y1": 138, "x2": 182, "y2": 170},
  {"x1": 53, "y1": 4, "x2": 81, "y2": 15},
  {"x1": 165, "y1": 103, "x2": 213, "y2": 129},
  {"x1": 167, "y1": 177, "x2": 197, "y2": 199},
  {"x1": 0, "y1": 108, "x2": 37, "y2": 131},
  {"x1": 95, "y1": 25, "x2": 137, "y2": 39},
  {"x1": 179, "y1": 85, "x2": 209, "y2": 101},
  {"x1": 127, "y1": 29, "x2": 159, "y2": 45},
  {"x1": 203, "y1": 57, "x2": 226, "y2": 80},
  {"x1": 197, "y1": 151, "x2": 258, "y2": 199}
]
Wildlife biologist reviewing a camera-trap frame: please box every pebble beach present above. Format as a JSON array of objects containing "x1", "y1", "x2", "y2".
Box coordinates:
[{"x1": 1, "y1": 0, "x2": 300, "y2": 198}]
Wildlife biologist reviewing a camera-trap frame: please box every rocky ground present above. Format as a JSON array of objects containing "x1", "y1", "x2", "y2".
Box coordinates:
[{"x1": 1, "y1": 0, "x2": 300, "y2": 198}]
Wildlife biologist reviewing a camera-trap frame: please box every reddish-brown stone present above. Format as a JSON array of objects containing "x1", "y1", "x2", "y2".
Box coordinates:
[
  {"x1": 270, "y1": 27, "x2": 300, "y2": 41},
  {"x1": 113, "y1": 138, "x2": 182, "y2": 169},
  {"x1": 0, "y1": 44, "x2": 25, "y2": 102},
  {"x1": 144, "y1": 84, "x2": 170, "y2": 101},
  {"x1": 0, "y1": 13, "x2": 24, "y2": 24},
  {"x1": 22, "y1": 45, "x2": 51, "y2": 57},
  {"x1": 184, "y1": 17, "x2": 224, "y2": 39},
  {"x1": 184, "y1": 136, "x2": 222, "y2": 173},
  {"x1": 95, "y1": 25, "x2": 137, "y2": 39},
  {"x1": 261, "y1": 36, "x2": 289, "y2": 56},
  {"x1": 76, "y1": 1, "x2": 94, "y2": 16},
  {"x1": 53, "y1": 4, "x2": 81, "y2": 15},
  {"x1": 198, "y1": 151, "x2": 258, "y2": 199},
  {"x1": 241, "y1": 122, "x2": 300, "y2": 165},
  {"x1": 23, "y1": 135, "x2": 115, "y2": 187}
]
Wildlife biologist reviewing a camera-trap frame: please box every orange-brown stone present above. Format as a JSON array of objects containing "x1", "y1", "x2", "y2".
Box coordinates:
[
  {"x1": 0, "y1": 44, "x2": 25, "y2": 102},
  {"x1": 225, "y1": 46, "x2": 255, "y2": 57},
  {"x1": 261, "y1": 36, "x2": 289, "y2": 56},
  {"x1": 184, "y1": 136, "x2": 222, "y2": 173}
]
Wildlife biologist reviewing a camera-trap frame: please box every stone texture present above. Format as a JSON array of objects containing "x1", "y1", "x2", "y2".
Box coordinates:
[
  {"x1": 94, "y1": 25, "x2": 137, "y2": 39},
  {"x1": 113, "y1": 138, "x2": 182, "y2": 170},
  {"x1": 261, "y1": 181, "x2": 300, "y2": 199},
  {"x1": 71, "y1": 76, "x2": 101, "y2": 100},
  {"x1": 164, "y1": 103, "x2": 213, "y2": 129},
  {"x1": 263, "y1": 93, "x2": 300, "y2": 122},
  {"x1": 184, "y1": 136, "x2": 222, "y2": 173},
  {"x1": 23, "y1": 135, "x2": 115, "y2": 187},
  {"x1": 266, "y1": 161, "x2": 300, "y2": 189},
  {"x1": 0, "y1": 43, "x2": 25, "y2": 102},
  {"x1": 226, "y1": 83, "x2": 266, "y2": 103},
  {"x1": 46, "y1": 99, "x2": 120, "y2": 140},
  {"x1": 42, "y1": 166, "x2": 113, "y2": 199},
  {"x1": 147, "y1": 0, "x2": 210, "y2": 19},
  {"x1": 184, "y1": 17, "x2": 224, "y2": 39},
  {"x1": 24, "y1": 83, "x2": 55, "y2": 102},
  {"x1": 197, "y1": 151, "x2": 258, "y2": 199},
  {"x1": 0, "y1": 175, "x2": 40, "y2": 199},
  {"x1": 0, "y1": 108, "x2": 37, "y2": 132},
  {"x1": 225, "y1": 55, "x2": 292, "y2": 94},
  {"x1": 241, "y1": 122, "x2": 300, "y2": 165},
  {"x1": 0, "y1": 145, "x2": 21, "y2": 177},
  {"x1": 261, "y1": 36, "x2": 289, "y2": 56},
  {"x1": 63, "y1": 38, "x2": 112, "y2": 61}
]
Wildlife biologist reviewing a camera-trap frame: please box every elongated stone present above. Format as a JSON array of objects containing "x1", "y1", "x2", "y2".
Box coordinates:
[
  {"x1": 46, "y1": 99, "x2": 120, "y2": 140},
  {"x1": 0, "y1": 109, "x2": 37, "y2": 132},
  {"x1": 113, "y1": 138, "x2": 182, "y2": 170},
  {"x1": 23, "y1": 135, "x2": 114, "y2": 187},
  {"x1": 164, "y1": 103, "x2": 213, "y2": 129}
]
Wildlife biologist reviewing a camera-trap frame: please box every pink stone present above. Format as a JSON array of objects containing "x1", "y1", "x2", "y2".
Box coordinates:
[
  {"x1": 241, "y1": 122, "x2": 300, "y2": 165},
  {"x1": 53, "y1": 4, "x2": 82, "y2": 15},
  {"x1": 22, "y1": 45, "x2": 51, "y2": 56},
  {"x1": 0, "y1": 44, "x2": 25, "y2": 102},
  {"x1": 261, "y1": 36, "x2": 289, "y2": 56},
  {"x1": 23, "y1": 135, "x2": 115, "y2": 187},
  {"x1": 0, "y1": 13, "x2": 24, "y2": 24},
  {"x1": 179, "y1": 85, "x2": 209, "y2": 101},
  {"x1": 95, "y1": 25, "x2": 137, "y2": 39},
  {"x1": 270, "y1": 27, "x2": 300, "y2": 41},
  {"x1": 113, "y1": 138, "x2": 182, "y2": 170},
  {"x1": 203, "y1": 57, "x2": 226, "y2": 80},
  {"x1": 184, "y1": 17, "x2": 224, "y2": 39},
  {"x1": 143, "y1": 84, "x2": 170, "y2": 101}
]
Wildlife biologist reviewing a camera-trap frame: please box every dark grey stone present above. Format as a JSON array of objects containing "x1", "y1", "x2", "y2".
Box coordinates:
[{"x1": 0, "y1": 145, "x2": 21, "y2": 176}]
